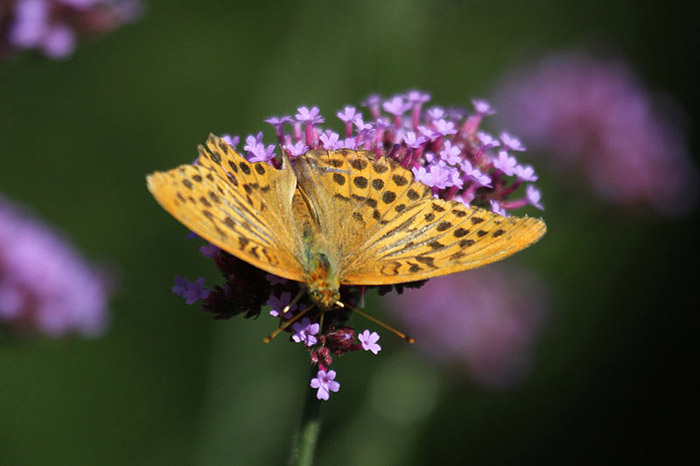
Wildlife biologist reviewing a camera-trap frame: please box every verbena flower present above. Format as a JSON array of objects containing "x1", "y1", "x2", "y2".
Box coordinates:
[
  {"x1": 0, "y1": 194, "x2": 111, "y2": 337},
  {"x1": 310, "y1": 369, "x2": 340, "y2": 401},
  {"x1": 173, "y1": 90, "x2": 544, "y2": 399},
  {"x1": 386, "y1": 264, "x2": 548, "y2": 388},
  {"x1": 0, "y1": 0, "x2": 142, "y2": 60},
  {"x1": 358, "y1": 330, "x2": 381, "y2": 354},
  {"x1": 495, "y1": 50, "x2": 698, "y2": 216}
]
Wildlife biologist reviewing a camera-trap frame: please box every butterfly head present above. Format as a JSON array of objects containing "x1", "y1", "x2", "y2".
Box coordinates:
[{"x1": 306, "y1": 252, "x2": 341, "y2": 309}]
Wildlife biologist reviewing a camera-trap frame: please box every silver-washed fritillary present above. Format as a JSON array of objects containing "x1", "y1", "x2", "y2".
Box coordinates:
[{"x1": 147, "y1": 135, "x2": 546, "y2": 308}]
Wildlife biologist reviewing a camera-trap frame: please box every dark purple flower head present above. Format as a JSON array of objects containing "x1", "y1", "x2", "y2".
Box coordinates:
[
  {"x1": 172, "y1": 276, "x2": 210, "y2": 305},
  {"x1": 0, "y1": 195, "x2": 112, "y2": 337},
  {"x1": 2, "y1": 0, "x2": 142, "y2": 61},
  {"x1": 495, "y1": 50, "x2": 698, "y2": 216},
  {"x1": 173, "y1": 90, "x2": 545, "y2": 398}
]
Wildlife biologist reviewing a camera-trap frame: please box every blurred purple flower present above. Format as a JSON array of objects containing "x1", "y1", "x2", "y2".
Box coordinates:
[
  {"x1": 495, "y1": 50, "x2": 698, "y2": 216},
  {"x1": 386, "y1": 265, "x2": 548, "y2": 388},
  {"x1": 1, "y1": 0, "x2": 142, "y2": 60},
  {"x1": 0, "y1": 195, "x2": 111, "y2": 337}
]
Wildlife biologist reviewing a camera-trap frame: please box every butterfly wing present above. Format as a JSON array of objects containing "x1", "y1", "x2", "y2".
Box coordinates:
[
  {"x1": 295, "y1": 150, "x2": 546, "y2": 285},
  {"x1": 147, "y1": 135, "x2": 307, "y2": 282}
]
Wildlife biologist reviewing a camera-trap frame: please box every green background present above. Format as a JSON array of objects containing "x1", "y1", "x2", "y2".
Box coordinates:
[{"x1": 1, "y1": 0, "x2": 697, "y2": 464}]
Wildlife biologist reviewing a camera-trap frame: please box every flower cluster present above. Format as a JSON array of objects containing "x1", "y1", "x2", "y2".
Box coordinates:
[
  {"x1": 0, "y1": 194, "x2": 111, "y2": 337},
  {"x1": 495, "y1": 50, "x2": 698, "y2": 216},
  {"x1": 0, "y1": 0, "x2": 141, "y2": 60},
  {"x1": 173, "y1": 90, "x2": 544, "y2": 399}
]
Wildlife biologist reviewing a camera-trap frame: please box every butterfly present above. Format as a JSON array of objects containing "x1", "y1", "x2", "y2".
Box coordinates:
[{"x1": 147, "y1": 134, "x2": 546, "y2": 309}]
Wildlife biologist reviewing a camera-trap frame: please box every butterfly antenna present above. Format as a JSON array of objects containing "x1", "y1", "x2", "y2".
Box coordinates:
[
  {"x1": 282, "y1": 287, "x2": 306, "y2": 315},
  {"x1": 341, "y1": 301, "x2": 415, "y2": 344},
  {"x1": 263, "y1": 303, "x2": 317, "y2": 343}
]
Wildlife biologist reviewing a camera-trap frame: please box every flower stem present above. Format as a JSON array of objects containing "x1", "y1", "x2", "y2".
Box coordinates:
[{"x1": 288, "y1": 366, "x2": 323, "y2": 466}]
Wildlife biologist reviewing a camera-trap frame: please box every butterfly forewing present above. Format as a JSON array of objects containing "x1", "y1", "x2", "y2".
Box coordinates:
[{"x1": 147, "y1": 136, "x2": 307, "y2": 282}]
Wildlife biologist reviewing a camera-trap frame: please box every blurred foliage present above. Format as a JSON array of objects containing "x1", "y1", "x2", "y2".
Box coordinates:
[{"x1": 0, "y1": 0, "x2": 697, "y2": 465}]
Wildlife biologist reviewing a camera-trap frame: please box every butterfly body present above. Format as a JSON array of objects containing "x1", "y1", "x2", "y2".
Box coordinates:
[{"x1": 147, "y1": 134, "x2": 546, "y2": 308}]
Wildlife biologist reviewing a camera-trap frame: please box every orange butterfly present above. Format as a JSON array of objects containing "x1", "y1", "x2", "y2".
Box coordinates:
[{"x1": 147, "y1": 135, "x2": 546, "y2": 309}]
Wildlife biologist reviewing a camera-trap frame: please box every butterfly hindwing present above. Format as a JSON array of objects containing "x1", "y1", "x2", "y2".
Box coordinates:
[{"x1": 343, "y1": 199, "x2": 546, "y2": 284}]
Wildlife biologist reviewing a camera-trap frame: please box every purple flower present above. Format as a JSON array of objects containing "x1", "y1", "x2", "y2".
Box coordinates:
[
  {"x1": 0, "y1": 195, "x2": 111, "y2": 337},
  {"x1": 490, "y1": 200, "x2": 509, "y2": 216},
  {"x1": 8, "y1": 0, "x2": 49, "y2": 48},
  {"x1": 243, "y1": 132, "x2": 276, "y2": 162},
  {"x1": 171, "y1": 89, "x2": 547, "y2": 398},
  {"x1": 172, "y1": 276, "x2": 210, "y2": 305},
  {"x1": 267, "y1": 291, "x2": 296, "y2": 319},
  {"x1": 243, "y1": 132, "x2": 263, "y2": 151},
  {"x1": 493, "y1": 150, "x2": 518, "y2": 176},
  {"x1": 439, "y1": 140, "x2": 462, "y2": 166},
  {"x1": 284, "y1": 141, "x2": 309, "y2": 157},
  {"x1": 358, "y1": 330, "x2": 381, "y2": 354},
  {"x1": 340, "y1": 136, "x2": 357, "y2": 150},
  {"x1": 292, "y1": 317, "x2": 319, "y2": 346},
  {"x1": 500, "y1": 132, "x2": 526, "y2": 152},
  {"x1": 526, "y1": 185, "x2": 544, "y2": 210},
  {"x1": 403, "y1": 131, "x2": 427, "y2": 149},
  {"x1": 387, "y1": 266, "x2": 548, "y2": 388},
  {"x1": 295, "y1": 106, "x2": 324, "y2": 125},
  {"x1": 427, "y1": 107, "x2": 445, "y2": 121},
  {"x1": 495, "y1": 50, "x2": 698, "y2": 215},
  {"x1": 3, "y1": 0, "x2": 141, "y2": 61},
  {"x1": 319, "y1": 130, "x2": 343, "y2": 150},
  {"x1": 472, "y1": 99, "x2": 496, "y2": 116},
  {"x1": 337, "y1": 106, "x2": 360, "y2": 123},
  {"x1": 382, "y1": 96, "x2": 410, "y2": 116},
  {"x1": 199, "y1": 243, "x2": 219, "y2": 258},
  {"x1": 433, "y1": 119, "x2": 458, "y2": 136},
  {"x1": 406, "y1": 90, "x2": 431, "y2": 104},
  {"x1": 477, "y1": 132, "x2": 501, "y2": 149},
  {"x1": 41, "y1": 22, "x2": 76, "y2": 59},
  {"x1": 264, "y1": 115, "x2": 292, "y2": 131},
  {"x1": 514, "y1": 164, "x2": 538, "y2": 182},
  {"x1": 310, "y1": 369, "x2": 341, "y2": 400},
  {"x1": 221, "y1": 134, "x2": 240, "y2": 149}
]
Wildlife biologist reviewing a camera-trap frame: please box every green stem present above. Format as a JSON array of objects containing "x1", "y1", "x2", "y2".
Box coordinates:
[{"x1": 287, "y1": 366, "x2": 323, "y2": 466}]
